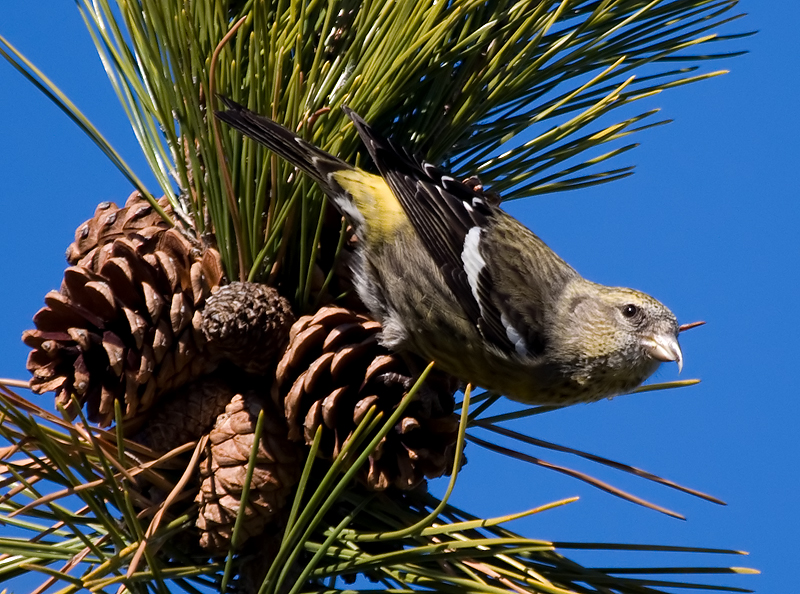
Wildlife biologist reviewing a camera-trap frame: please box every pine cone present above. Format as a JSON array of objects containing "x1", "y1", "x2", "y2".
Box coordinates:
[
  {"x1": 65, "y1": 191, "x2": 173, "y2": 266},
  {"x1": 273, "y1": 306, "x2": 461, "y2": 491},
  {"x1": 132, "y1": 373, "x2": 236, "y2": 452},
  {"x1": 23, "y1": 191, "x2": 224, "y2": 426},
  {"x1": 196, "y1": 390, "x2": 302, "y2": 551},
  {"x1": 202, "y1": 282, "x2": 295, "y2": 375}
]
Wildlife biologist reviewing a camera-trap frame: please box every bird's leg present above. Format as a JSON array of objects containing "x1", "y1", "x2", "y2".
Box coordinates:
[{"x1": 397, "y1": 351, "x2": 464, "y2": 417}]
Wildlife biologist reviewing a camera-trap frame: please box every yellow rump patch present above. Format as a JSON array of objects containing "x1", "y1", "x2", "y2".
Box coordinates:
[{"x1": 333, "y1": 169, "x2": 409, "y2": 242}]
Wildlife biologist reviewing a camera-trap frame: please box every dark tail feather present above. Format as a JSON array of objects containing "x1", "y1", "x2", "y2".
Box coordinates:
[
  {"x1": 342, "y1": 105, "x2": 419, "y2": 182},
  {"x1": 215, "y1": 96, "x2": 351, "y2": 188},
  {"x1": 342, "y1": 105, "x2": 383, "y2": 166}
]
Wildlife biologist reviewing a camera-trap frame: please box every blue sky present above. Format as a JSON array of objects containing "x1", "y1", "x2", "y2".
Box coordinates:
[{"x1": 1, "y1": 2, "x2": 797, "y2": 593}]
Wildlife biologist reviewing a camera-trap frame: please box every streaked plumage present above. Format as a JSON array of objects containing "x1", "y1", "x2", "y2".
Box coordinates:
[{"x1": 215, "y1": 98, "x2": 683, "y2": 405}]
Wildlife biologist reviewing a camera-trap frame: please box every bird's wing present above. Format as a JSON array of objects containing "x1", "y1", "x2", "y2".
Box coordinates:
[{"x1": 343, "y1": 107, "x2": 524, "y2": 355}]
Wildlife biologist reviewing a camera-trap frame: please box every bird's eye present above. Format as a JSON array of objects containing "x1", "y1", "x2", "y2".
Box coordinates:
[{"x1": 622, "y1": 304, "x2": 640, "y2": 318}]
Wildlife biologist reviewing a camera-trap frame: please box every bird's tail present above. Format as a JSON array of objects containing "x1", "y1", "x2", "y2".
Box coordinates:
[{"x1": 215, "y1": 96, "x2": 354, "y2": 194}]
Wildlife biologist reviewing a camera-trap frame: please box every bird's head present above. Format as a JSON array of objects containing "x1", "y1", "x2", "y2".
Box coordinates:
[{"x1": 553, "y1": 281, "x2": 682, "y2": 390}]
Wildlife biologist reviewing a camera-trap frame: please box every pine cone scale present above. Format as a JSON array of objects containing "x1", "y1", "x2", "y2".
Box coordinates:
[{"x1": 101, "y1": 331, "x2": 125, "y2": 376}]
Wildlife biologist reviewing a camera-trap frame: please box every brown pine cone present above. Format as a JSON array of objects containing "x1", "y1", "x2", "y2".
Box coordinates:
[
  {"x1": 196, "y1": 390, "x2": 302, "y2": 551},
  {"x1": 273, "y1": 306, "x2": 461, "y2": 491},
  {"x1": 23, "y1": 192, "x2": 224, "y2": 426},
  {"x1": 201, "y1": 282, "x2": 295, "y2": 376},
  {"x1": 131, "y1": 373, "x2": 236, "y2": 453}
]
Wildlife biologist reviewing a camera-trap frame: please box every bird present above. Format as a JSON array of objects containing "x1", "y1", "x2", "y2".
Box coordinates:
[{"x1": 215, "y1": 97, "x2": 683, "y2": 406}]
